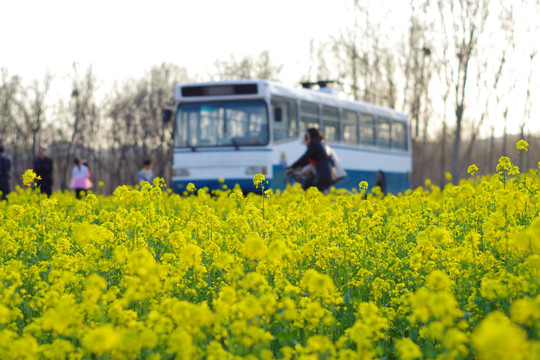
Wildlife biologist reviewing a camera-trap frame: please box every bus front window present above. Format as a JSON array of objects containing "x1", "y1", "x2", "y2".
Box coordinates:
[{"x1": 176, "y1": 100, "x2": 268, "y2": 148}]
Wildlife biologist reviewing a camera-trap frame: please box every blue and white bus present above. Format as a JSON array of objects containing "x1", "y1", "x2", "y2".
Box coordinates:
[{"x1": 171, "y1": 79, "x2": 411, "y2": 193}]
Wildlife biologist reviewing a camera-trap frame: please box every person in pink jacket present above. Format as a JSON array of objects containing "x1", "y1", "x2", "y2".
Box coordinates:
[{"x1": 69, "y1": 157, "x2": 92, "y2": 199}]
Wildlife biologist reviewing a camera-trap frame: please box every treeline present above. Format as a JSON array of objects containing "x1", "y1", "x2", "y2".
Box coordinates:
[
  {"x1": 1, "y1": 64, "x2": 189, "y2": 194},
  {"x1": 413, "y1": 133, "x2": 540, "y2": 188},
  {"x1": 1, "y1": 0, "x2": 539, "y2": 192}
]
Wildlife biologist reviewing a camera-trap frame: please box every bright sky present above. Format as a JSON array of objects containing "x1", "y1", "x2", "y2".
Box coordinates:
[
  {"x1": 2, "y1": 0, "x2": 538, "y2": 136},
  {"x1": 2, "y1": 0, "x2": 350, "y2": 90}
]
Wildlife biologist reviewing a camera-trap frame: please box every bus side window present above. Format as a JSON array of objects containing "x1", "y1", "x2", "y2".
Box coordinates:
[
  {"x1": 300, "y1": 102, "x2": 319, "y2": 134},
  {"x1": 376, "y1": 118, "x2": 391, "y2": 148},
  {"x1": 342, "y1": 110, "x2": 358, "y2": 145},
  {"x1": 272, "y1": 98, "x2": 297, "y2": 142},
  {"x1": 392, "y1": 121, "x2": 408, "y2": 150},
  {"x1": 359, "y1": 114, "x2": 375, "y2": 145},
  {"x1": 322, "y1": 106, "x2": 339, "y2": 142}
]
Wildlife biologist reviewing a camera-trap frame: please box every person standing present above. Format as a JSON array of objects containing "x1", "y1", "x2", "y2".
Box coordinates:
[
  {"x1": 286, "y1": 128, "x2": 333, "y2": 193},
  {"x1": 292, "y1": 134, "x2": 316, "y2": 190},
  {"x1": 138, "y1": 159, "x2": 155, "y2": 184},
  {"x1": 0, "y1": 146, "x2": 11, "y2": 201},
  {"x1": 33, "y1": 147, "x2": 54, "y2": 196},
  {"x1": 82, "y1": 159, "x2": 92, "y2": 182},
  {"x1": 70, "y1": 158, "x2": 92, "y2": 199},
  {"x1": 375, "y1": 170, "x2": 386, "y2": 194}
]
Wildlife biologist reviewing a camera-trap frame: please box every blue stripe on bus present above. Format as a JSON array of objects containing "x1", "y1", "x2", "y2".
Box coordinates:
[
  {"x1": 172, "y1": 178, "x2": 261, "y2": 193},
  {"x1": 271, "y1": 166, "x2": 410, "y2": 194},
  {"x1": 171, "y1": 167, "x2": 410, "y2": 194}
]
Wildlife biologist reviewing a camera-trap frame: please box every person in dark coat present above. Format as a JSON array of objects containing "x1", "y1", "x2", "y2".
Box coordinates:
[
  {"x1": 287, "y1": 128, "x2": 333, "y2": 193},
  {"x1": 33, "y1": 147, "x2": 54, "y2": 196},
  {"x1": 291, "y1": 133, "x2": 315, "y2": 190},
  {"x1": 0, "y1": 146, "x2": 11, "y2": 201},
  {"x1": 375, "y1": 170, "x2": 386, "y2": 194}
]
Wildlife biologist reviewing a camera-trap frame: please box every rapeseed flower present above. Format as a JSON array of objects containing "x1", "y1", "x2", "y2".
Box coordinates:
[
  {"x1": 243, "y1": 231, "x2": 267, "y2": 260},
  {"x1": 41, "y1": 339, "x2": 76, "y2": 360},
  {"x1": 467, "y1": 164, "x2": 478, "y2": 176},
  {"x1": 2, "y1": 150, "x2": 540, "y2": 359},
  {"x1": 497, "y1": 156, "x2": 512, "y2": 172},
  {"x1": 516, "y1": 139, "x2": 529, "y2": 151},
  {"x1": 510, "y1": 297, "x2": 540, "y2": 327},
  {"x1": 82, "y1": 324, "x2": 121, "y2": 356},
  {"x1": 167, "y1": 329, "x2": 196, "y2": 359},
  {"x1": 442, "y1": 328, "x2": 469, "y2": 358},
  {"x1": 426, "y1": 270, "x2": 453, "y2": 292},
  {"x1": 181, "y1": 243, "x2": 203, "y2": 267},
  {"x1": 22, "y1": 169, "x2": 40, "y2": 187},
  {"x1": 472, "y1": 311, "x2": 530, "y2": 360},
  {"x1": 41, "y1": 295, "x2": 83, "y2": 336},
  {"x1": 359, "y1": 181, "x2": 368, "y2": 193},
  {"x1": 395, "y1": 337, "x2": 422, "y2": 360},
  {"x1": 253, "y1": 173, "x2": 265, "y2": 188},
  {"x1": 0, "y1": 304, "x2": 10, "y2": 325},
  {"x1": 5, "y1": 334, "x2": 40, "y2": 359}
]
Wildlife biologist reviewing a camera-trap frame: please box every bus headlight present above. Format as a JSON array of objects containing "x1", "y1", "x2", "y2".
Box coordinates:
[
  {"x1": 246, "y1": 166, "x2": 267, "y2": 175},
  {"x1": 174, "y1": 168, "x2": 190, "y2": 177}
]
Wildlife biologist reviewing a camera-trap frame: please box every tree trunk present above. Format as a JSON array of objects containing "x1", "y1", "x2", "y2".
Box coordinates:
[
  {"x1": 440, "y1": 121, "x2": 447, "y2": 187},
  {"x1": 488, "y1": 127, "x2": 495, "y2": 173},
  {"x1": 451, "y1": 105, "x2": 463, "y2": 183}
]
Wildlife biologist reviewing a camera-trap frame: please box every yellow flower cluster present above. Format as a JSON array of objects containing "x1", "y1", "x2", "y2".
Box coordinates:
[{"x1": 0, "y1": 146, "x2": 539, "y2": 359}]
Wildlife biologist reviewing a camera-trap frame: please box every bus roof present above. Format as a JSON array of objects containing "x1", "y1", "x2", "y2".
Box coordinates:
[{"x1": 174, "y1": 79, "x2": 408, "y2": 122}]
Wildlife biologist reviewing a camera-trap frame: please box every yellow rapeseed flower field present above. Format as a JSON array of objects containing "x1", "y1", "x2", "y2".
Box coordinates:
[{"x1": 0, "y1": 144, "x2": 539, "y2": 359}]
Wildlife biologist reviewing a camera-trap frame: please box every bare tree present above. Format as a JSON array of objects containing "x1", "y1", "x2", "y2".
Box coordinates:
[
  {"x1": 459, "y1": 47, "x2": 507, "y2": 172},
  {"x1": 303, "y1": 39, "x2": 332, "y2": 84},
  {"x1": 51, "y1": 64, "x2": 100, "y2": 190},
  {"x1": 0, "y1": 69, "x2": 53, "y2": 186},
  {"x1": 15, "y1": 73, "x2": 52, "y2": 162},
  {"x1": 396, "y1": 0, "x2": 437, "y2": 187},
  {"x1": 435, "y1": 19, "x2": 455, "y2": 186},
  {"x1": 0, "y1": 69, "x2": 22, "y2": 148},
  {"x1": 326, "y1": 0, "x2": 402, "y2": 109},
  {"x1": 402, "y1": 0, "x2": 436, "y2": 142},
  {"x1": 518, "y1": 0, "x2": 540, "y2": 170},
  {"x1": 106, "y1": 63, "x2": 189, "y2": 189},
  {"x1": 439, "y1": 0, "x2": 491, "y2": 182},
  {"x1": 213, "y1": 51, "x2": 283, "y2": 81}
]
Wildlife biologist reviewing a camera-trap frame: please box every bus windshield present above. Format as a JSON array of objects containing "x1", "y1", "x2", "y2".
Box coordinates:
[{"x1": 176, "y1": 100, "x2": 269, "y2": 148}]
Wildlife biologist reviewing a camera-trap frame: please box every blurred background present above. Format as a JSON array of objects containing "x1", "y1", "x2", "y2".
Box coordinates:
[{"x1": 1, "y1": 0, "x2": 539, "y2": 192}]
